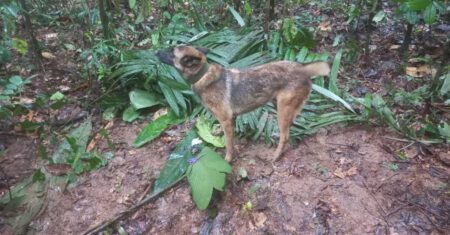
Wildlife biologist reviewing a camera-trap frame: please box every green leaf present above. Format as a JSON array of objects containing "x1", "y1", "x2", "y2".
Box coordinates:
[
  {"x1": 228, "y1": 6, "x2": 245, "y2": 27},
  {"x1": 0, "y1": 176, "x2": 46, "y2": 234},
  {"x1": 9, "y1": 75, "x2": 23, "y2": 86},
  {"x1": 407, "y1": 0, "x2": 431, "y2": 11},
  {"x1": 372, "y1": 10, "x2": 386, "y2": 23},
  {"x1": 102, "y1": 107, "x2": 117, "y2": 120},
  {"x1": 0, "y1": 45, "x2": 12, "y2": 64},
  {"x1": 195, "y1": 116, "x2": 225, "y2": 148},
  {"x1": 122, "y1": 106, "x2": 140, "y2": 122},
  {"x1": 50, "y1": 91, "x2": 65, "y2": 101},
  {"x1": 32, "y1": 169, "x2": 46, "y2": 182},
  {"x1": 129, "y1": 0, "x2": 136, "y2": 9},
  {"x1": 129, "y1": 89, "x2": 161, "y2": 110},
  {"x1": 187, "y1": 147, "x2": 231, "y2": 209},
  {"x1": 440, "y1": 73, "x2": 450, "y2": 96},
  {"x1": 329, "y1": 49, "x2": 342, "y2": 94},
  {"x1": 158, "y1": 82, "x2": 180, "y2": 116},
  {"x1": 152, "y1": 130, "x2": 200, "y2": 194},
  {"x1": 133, "y1": 112, "x2": 184, "y2": 147},
  {"x1": 312, "y1": 84, "x2": 355, "y2": 113},
  {"x1": 438, "y1": 123, "x2": 450, "y2": 139},
  {"x1": 423, "y1": 3, "x2": 436, "y2": 24},
  {"x1": 52, "y1": 119, "x2": 92, "y2": 163}
]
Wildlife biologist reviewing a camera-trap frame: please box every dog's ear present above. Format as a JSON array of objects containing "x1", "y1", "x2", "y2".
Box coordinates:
[
  {"x1": 180, "y1": 55, "x2": 202, "y2": 68},
  {"x1": 196, "y1": 47, "x2": 209, "y2": 55}
]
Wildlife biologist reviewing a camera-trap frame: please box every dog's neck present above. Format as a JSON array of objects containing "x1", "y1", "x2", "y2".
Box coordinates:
[{"x1": 186, "y1": 63, "x2": 210, "y2": 84}]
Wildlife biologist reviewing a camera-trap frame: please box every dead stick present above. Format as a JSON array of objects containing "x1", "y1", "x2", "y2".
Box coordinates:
[{"x1": 82, "y1": 176, "x2": 185, "y2": 235}]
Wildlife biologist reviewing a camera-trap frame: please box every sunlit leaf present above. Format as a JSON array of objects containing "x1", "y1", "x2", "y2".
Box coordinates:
[
  {"x1": 133, "y1": 112, "x2": 184, "y2": 147},
  {"x1": 187, "y1": 147, "x2": 231, "y2": 209},
  {"x1": 195, "y1": 115, "x2": 225, "y2": 147},
  {"x1": 129, "y1": 89, "x2": 161, "y2": 110}
]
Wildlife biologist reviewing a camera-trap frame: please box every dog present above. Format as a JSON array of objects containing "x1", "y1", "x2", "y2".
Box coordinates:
[{"x1": 156, "y1": 45, "x2": 330, "y2": 162}]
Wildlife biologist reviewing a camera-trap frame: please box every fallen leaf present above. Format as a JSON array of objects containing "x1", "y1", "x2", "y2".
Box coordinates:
[
  {"x1": 254, "y1": 212, "x2": 267, "y2": 227},
  {"x1": 45, "y1": 163, "x2": 72, "y2": 176},
  {"x1": 44, "y1": 33, "x2": 58, "y2": 40},
  {"x1": 41, "y1": 52, "x2": 56, "y2": 59},
  {"x1": 86, "y1": 120, "x2": 114, "y2": 152},
  {"x1": 319, "y1": 21, "x2": 332, "y2": 31},
  {"x1": 406, "y1": 65, "x2": 436, "y2": 77},
  {"x1": 333, "y1": 168, "x2": 346, "y2": 178},
  {"x1": 389, "y1": 45, "x2": 401, "y2": 50},
  {"x1": 334, "y1": 166, "x2": 358, "y2": 178},
  {"x1": 153, "y1": 108, "x2": 168, "y2": 120}
]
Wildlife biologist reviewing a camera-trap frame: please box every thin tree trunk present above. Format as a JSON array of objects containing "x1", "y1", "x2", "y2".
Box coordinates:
[
  {"x1": 18, "y1": 0, "x2": 42, "y2": 70},
  {"x1": 98, "y1": 0, "x2": 111, "y2": 39},
  {"x1": 400, "y1": 23, "x2": 413, "y2": 59}
]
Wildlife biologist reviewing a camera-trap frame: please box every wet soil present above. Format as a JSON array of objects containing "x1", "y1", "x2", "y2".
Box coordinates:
[{"x1": 25, "y1": 123, "x2": 450, "y2": 234}]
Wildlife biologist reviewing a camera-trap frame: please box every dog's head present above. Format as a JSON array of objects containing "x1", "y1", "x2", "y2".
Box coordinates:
[{"x1": 156, "y1": 45, "x2": 209, "y2": 83}]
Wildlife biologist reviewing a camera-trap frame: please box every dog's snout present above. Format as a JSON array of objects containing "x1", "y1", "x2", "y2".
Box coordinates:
[{"x1": 156, "y1": 48, "x2": 175, "y2": 66}]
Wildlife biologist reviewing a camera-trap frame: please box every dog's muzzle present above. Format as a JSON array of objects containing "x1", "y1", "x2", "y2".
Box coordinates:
[{"x1": 156, "y1": 48, "x2": 175, "y2": 66}]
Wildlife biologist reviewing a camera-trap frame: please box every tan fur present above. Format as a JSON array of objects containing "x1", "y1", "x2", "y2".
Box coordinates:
[{"x1": 156, "y1": 45, "x2": 330, "y2": 162}]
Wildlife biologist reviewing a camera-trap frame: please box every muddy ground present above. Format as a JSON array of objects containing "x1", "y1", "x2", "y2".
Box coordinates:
[
  {"x1": 1, "y1": 3, "x2": 449, "y2": 234},
  {"x1": 3, "y1": 121, "x2": 447, "y2": 234}
]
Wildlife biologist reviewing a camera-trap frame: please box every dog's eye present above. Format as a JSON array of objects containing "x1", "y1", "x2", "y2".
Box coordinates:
[{"x1": 181, "y1": 56, "x2": 201, "y2": 68}]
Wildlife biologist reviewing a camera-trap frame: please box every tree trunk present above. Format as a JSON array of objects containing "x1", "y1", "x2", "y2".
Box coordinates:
[
  {"x1": 18, "y1": 0, "x2": 42, "y2": 70},
  {"x1": 98, "y1": 0, "x2": 111, "y2": 39},
  {"x1": 400, "y1": 23, "x2": 413, "y2": 59}
]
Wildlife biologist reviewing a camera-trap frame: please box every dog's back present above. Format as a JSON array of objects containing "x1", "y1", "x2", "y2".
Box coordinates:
[{"x1": 228, "y1": 61, "x2": 329, "y2": 115}]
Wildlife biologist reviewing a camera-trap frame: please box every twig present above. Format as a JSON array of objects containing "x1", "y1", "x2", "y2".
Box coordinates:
[
  {"x1": 361, "y1": 180, "x2": 390, "y2": 226},
  {"x1": 82, "y1": 176, "x2": 185, "y2": 235}
]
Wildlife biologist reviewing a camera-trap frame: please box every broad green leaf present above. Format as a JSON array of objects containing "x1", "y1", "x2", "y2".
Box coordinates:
[
  {"x1": 133, "y1": 112, "x2": 184, "y2": 147},
  {"x1": 228, "y1": 6, "x2": 246, "y2": 27},
  {"x1": 129, "y1": 89, "x2": 161, "y2": 110},
  {"x1": 423, "y1": 3, "x2": 436, "y2": 24},
  {"x1": 187, "y1": 147, "x2": 231, "y2": 209},
  {"x1": 195, "y1": 116, "x2": 225, "y2": 148},
  {"x1": 52, "y1": 119, "x2": 92, "y2": 163},
  {"x1": 312, "y1": 84, "x2": 355, "y2": 113},
  {"x1": 152, "y1": 131, "x2": 200, "y2": 194},
  {"x1": 122, "y1": 106, "x2": 140, "y2": 122}
]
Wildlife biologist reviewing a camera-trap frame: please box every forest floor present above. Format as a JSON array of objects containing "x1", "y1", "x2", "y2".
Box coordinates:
[{"x1": 1, "y1": 5, "x2": 450, "y2": 235}]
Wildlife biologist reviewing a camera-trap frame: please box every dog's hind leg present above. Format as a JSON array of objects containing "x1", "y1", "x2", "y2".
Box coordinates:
[{"x1": 273, "y1": 87, "x2": 310, "y2": 161}]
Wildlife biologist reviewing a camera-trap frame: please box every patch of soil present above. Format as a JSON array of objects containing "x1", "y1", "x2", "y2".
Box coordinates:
[
  {"x1": 0, "y1": 134, "x2": 36, "y2": 195},
  {"x1": 29, "y1": 124, "x2": 449, "y2": 234}
]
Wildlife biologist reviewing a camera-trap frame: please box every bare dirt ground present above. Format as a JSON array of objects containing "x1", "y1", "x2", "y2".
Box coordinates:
[
  {"x1": 1, "y1": 4, "x2": 449, "y2": 234},
  {"x1": 14, "y1": 122, "x2": 447, "y2": 234}
]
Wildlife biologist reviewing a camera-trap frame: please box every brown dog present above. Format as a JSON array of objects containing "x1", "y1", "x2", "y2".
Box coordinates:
[{"x1": 156, "y1": 45, "x2": 330, "y2": 162}]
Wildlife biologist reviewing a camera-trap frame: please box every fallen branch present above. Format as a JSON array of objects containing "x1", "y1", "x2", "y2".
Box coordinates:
[{"x1": 82, "y1": 176, "x2": 185, "y2": 235}]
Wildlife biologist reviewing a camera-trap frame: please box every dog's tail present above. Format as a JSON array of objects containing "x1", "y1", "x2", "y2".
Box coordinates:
[{"x1": 303, "y1": 62, "x2": 330, "y2": 77}]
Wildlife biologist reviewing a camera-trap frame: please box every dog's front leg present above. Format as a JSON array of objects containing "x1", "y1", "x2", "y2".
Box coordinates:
[
  {"x1": 219, "y1": 118, "x2": 234, "y2": 162},
  {"x1": 210, "y1": 106, "x2": 235, "y2": 162}
]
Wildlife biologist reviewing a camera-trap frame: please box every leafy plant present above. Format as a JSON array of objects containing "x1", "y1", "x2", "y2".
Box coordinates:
[
  {"x1": 51, "y1": 119, "x2": 113, "y2": 175},
  {"x1": 151, "y1": 129, "x2": 231, "y2": 210},
  {"x1": 187, "y1": 147, "x2": 231, "y2": 209},
  {"x1": 0, "y1": 75, "x2": 32, "y2": 119}
]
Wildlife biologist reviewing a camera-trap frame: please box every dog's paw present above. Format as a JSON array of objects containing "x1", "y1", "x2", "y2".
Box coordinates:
[{"x1": 224, "y1": 154, "x2": 232, "y2": 162}]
